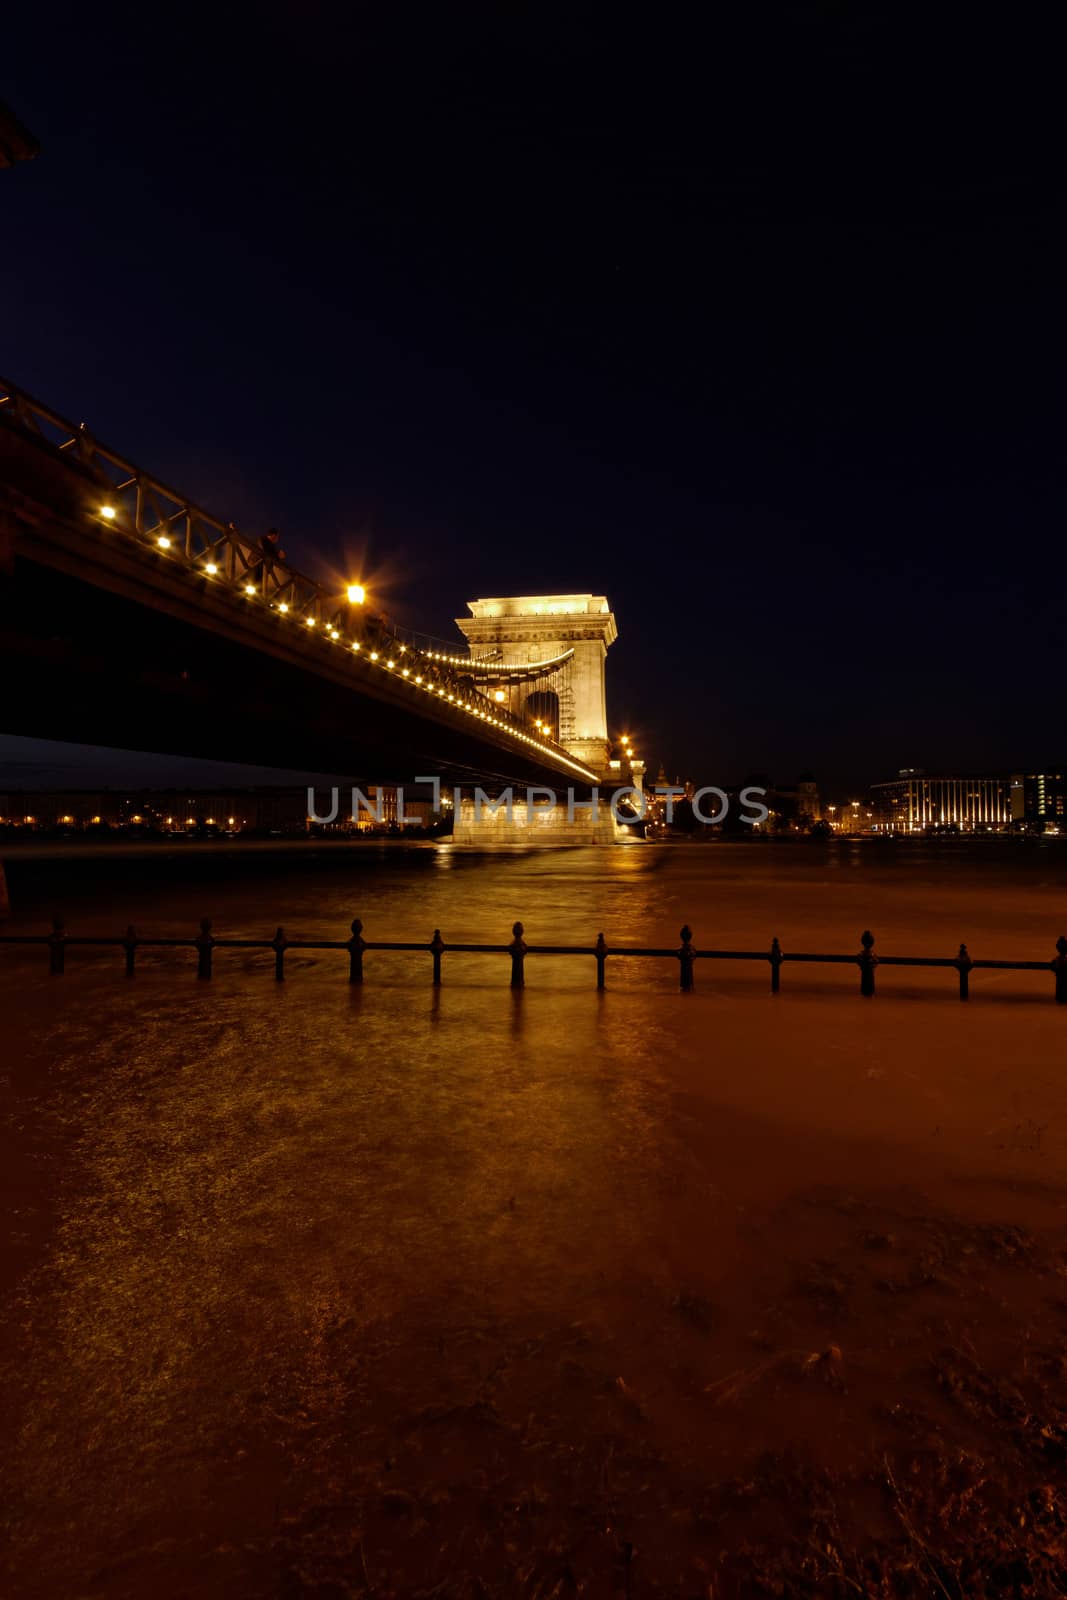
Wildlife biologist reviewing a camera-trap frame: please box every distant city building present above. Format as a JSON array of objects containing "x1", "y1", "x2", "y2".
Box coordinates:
[
  {"x1": 796, "y1": 775, "x2": 821, "y2": 821},
  {"x1": 769, "y1": 773, "x2": 821, "y2": 826},
  {"x1": 0, "y1": 788, "x2": 307, "y2": 834},
  {"x1": 872, "y1": 773, "x2": 1013, "y2": 833},
  {"x1": 0, "y1": 786, "x2": 439, "y2": 836},
  {"x1": 353, "y1": 787, "x2": 433, "y2": 831},
  {"x1": 1010, "y1": 771, "x2": 1065, "y2": 830}
]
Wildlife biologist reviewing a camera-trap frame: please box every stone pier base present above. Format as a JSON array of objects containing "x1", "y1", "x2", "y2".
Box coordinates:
[{"x1": 450, "y1": 796, "x2": 631, "y2": 847}]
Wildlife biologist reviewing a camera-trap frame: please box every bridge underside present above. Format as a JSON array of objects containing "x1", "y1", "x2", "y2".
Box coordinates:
[
  {"x1": 0, "y1": 558, "x2": 559, "y2": 787},
  {"x1": 0, "y1": 415, "x2": 596, "y2": 791}
]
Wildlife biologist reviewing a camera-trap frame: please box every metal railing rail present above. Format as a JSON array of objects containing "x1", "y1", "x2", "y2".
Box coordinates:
[
  {"x1": 2, "y1": 920, "x2": 1066, "y2": 1002},
  {"x1": 0, "y1": 376, "x2": 598, "y2": 780}
]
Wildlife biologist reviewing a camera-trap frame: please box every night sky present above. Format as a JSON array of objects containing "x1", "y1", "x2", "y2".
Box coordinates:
[{"x1": 2, "y1": 6, "x2": 1062, "y2": 795}]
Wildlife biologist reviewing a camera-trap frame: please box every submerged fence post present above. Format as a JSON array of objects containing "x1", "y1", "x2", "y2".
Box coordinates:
[
  {"x1": 272, "y1": 925, "x2": 288, "y2": 981},
  {"x1": 1054, "y1": 936, "x2": 1067, "y2": 1005},
  {"x1": 509, "y1": 921, "x2": 527, "y2": 988},
  {"x1": 123, "y1": 924, "x2": 137, "y2": 978},
  {"x1": 858, "y1": 929, "x2": 876, "y2": 997},
  {"x1": 430, "y1": 928, "x2": 444, "y2": 986},
  {"x1": 48, "y1": 915, "x2": 66, "y2": 976},
  {"x1": 347, "y1": 918, "x2": 366, "y2": 984},
  {"x1": 769, "y1": 936, "x2": 782, "y2": 994},
  {"x1": 678, "y1": 925, "x2": 695, "y2": 991},
  {"x1": 195, "y1": 917, "x2": 214, "y2": 980},
  {"x1": 956, "y1": 942, "x2": 972, "y2": 1001},
  {"x1": 595, "y1": 931, "x2": 607, "y2": 991}
]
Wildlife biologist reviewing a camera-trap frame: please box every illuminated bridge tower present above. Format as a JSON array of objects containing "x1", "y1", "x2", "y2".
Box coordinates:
[{"x1": 455, "y1": 595, "x2": 618, "y2": 777}]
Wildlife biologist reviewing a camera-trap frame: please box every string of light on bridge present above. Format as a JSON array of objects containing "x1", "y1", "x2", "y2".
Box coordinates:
[
  {"x1": 90, "y1": 496, "x2": 600, "y2": 783},
  {"x1": 2, "y1": 376, "x2": 590, "y2": 779}
]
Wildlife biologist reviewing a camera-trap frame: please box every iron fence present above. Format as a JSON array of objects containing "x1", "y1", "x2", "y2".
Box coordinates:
[{"x1": 2, "y1": 918, "x2": 1066, "y2": 1002}]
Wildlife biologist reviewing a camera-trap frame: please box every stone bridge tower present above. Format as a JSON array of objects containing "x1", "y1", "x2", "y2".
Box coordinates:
[{"x1": 456, "y1": 595, "x2": 618, "y2": 775}]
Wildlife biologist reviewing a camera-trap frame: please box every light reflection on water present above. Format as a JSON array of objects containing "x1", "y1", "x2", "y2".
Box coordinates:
[{"x1": 3, "y1": 839, "x2": 1067, "y2": 1594}]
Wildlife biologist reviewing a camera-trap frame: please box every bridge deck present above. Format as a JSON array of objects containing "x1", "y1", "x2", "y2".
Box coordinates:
[{"x1": 0, "y1": 378, "x2": 599, "y2": 787}]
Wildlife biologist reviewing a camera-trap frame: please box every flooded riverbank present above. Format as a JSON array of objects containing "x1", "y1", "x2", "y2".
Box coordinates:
[{"x1": 3, "y1": 842, "x2": 1067, "y2": 1595}]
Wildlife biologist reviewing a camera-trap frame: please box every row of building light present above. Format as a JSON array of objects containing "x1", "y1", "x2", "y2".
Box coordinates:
[
  {"x1": 3, "y1": 812, "x2": 241, "y2": 825},
  {"x1": 92, "y1": 501, "x2": 599, "y2": 782}
]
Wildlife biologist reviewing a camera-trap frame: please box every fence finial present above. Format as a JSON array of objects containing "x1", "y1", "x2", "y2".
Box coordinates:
[
  {"x1": 956, "y1": 941, "x2": 972, "y2": 1001},
  {"x1": 509, "y1": 921, "x2": 527, "y2": 988},
  {"x1": 195, "y1": 917, "x2": 214, "y2": 980},
  {"x1": 1054, "y1": 936, "x2": 1067, "y2": 1005},
  {"x1": 858, "y1": 928, "x2": 876, "y2": 997},
  {"x1": 272, "y1": 925, "x2": 288, "y2": 981},
  {"x1": 678, "y1": 924, "x2": 695, "y2": 991},
  {"x1": 348, "y1": 918, "x2": 366, "y2": 984}
]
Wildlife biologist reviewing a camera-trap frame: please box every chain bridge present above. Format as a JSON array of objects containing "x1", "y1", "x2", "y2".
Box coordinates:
[{"x1": 0, "y1": 378, "x2": 640, "y2": 814}]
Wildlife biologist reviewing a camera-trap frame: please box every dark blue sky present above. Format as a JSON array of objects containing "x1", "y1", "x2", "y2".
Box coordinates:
[{"x1": 2, "y1": 6, "x2": 1062, "y2": 794}]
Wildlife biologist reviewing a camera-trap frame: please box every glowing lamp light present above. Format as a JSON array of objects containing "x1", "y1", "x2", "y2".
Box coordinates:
[
  {"x1": 346, "y1": 584, "x2": 366, "y2": 605},
  {"x1": 205, "y1": 562, "x2": 218, "y2": 575},
  {"x1": 386, "y1": 658, "x2": 395, "y2": 668},
  {"x1": 493, "y1": 690, "x2": 505, "y2": 703},
  {"x1": 100, "y1": 505, "x2": 117, "y2": 520},
  {"x1": 206, "y1": 817, "x2": 215, "y2": 825},
  {"x1": 415, "y1": 674, "x2": 423, "y2": 683},
  {"x1": 278, "y1": 602, "x2": 289, "y2": 613},
  {"x1": 305, "y1": 617, "x2": 316, "y2": 627},
  {"x1": 228, "y1": 816, "x2": 235, "y2": 825},
  {"x1": 370, "y1": 651, "x2": 379, "y2": 661},
  {"x1": 92, "y1": 815, "x2": 102, "y2": 824},
  {"x1": 351, "y1": 641, "x2": 361, "y2": 651},
  {"x1": 244, "y1": 584, "x2": 256, "y2": 596},
  {"x1": 157, "y1": 535, "x2": 171, "y2": 549}
]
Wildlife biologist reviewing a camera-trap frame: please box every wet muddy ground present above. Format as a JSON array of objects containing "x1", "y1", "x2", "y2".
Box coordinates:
[{"x1": 3, "y1": 841, "x2": 1067, "y2": 1595}]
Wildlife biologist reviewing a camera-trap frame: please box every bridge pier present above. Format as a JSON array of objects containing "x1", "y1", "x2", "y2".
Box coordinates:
[{"x1": 450, "y1": 794, "x2": 633, "y2": 847}]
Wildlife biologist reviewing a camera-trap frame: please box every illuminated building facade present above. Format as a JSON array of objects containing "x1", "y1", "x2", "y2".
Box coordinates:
[
  {"x1": 872, "y1": 773, "x2": 1012, "y2": 832},
  {"x1": 1010, "y1": 772, "x2": 1065, "y2": 830}
]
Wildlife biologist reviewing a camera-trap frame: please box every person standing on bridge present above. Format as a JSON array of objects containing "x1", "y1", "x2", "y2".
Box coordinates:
[
  {"x1": 248, "y1": 527, "x2": 286, "y2": 590},
  {"x1": 260, "y1": 527, "x2": 286, "y2": 566}
]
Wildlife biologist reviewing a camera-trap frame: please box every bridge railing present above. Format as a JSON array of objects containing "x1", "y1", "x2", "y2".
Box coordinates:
[
  {"x1": 3, "y1": 918, "x2": 1066, "y2": 1003},
  {"x1": 0, "y1": 376, "x2": 598, "y2": 779}
]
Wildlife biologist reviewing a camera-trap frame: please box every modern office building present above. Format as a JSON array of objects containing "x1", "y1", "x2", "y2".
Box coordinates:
[
  {"x1": 872, "y1": 773, "x2": 1013, "y2": 832},
  {"x1": 1010, "y1": 772, "x2": 1065, "y2": 830}
]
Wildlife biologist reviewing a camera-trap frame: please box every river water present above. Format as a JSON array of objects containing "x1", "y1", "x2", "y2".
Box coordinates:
[{"x1": 3, "y1": 838, "x2": 1067, "y2": 1596}]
